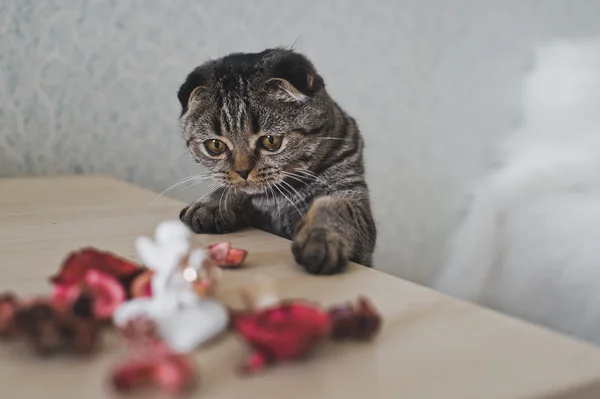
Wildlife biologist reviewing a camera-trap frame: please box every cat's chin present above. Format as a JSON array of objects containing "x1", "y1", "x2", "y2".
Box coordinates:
[{"x1": 228, "y1": 182, "x2": 268, "y2": 196}]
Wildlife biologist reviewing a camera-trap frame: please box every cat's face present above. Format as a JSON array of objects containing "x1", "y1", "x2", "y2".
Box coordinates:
[{"x1": 178, "y1": 49, "x2": 333, "y2": 195}]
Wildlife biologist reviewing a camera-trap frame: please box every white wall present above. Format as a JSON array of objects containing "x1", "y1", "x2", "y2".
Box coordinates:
[{"x1": 2, "y1": 0, "x2": 600, "y2": 285}]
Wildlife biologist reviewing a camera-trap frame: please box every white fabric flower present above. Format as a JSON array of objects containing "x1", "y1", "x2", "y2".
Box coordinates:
[{"x1": 113, "y1": 219, "x2": 229, "y2": 353}]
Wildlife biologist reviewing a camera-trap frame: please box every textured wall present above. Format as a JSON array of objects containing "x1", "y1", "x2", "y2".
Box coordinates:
[{"x1": 2, "y1": 0, "x2": 600, "y2": 285}]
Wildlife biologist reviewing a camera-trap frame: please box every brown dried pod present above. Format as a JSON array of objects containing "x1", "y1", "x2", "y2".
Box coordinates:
[
  {"x1": 328, "y1": 296, "x2": 382, "y2": 341},
  {"x1": 0, "y1": 293, "x2": 18, "y2": 339},
  {"x1": 13, "y1": 301, "x2": 100, "y2": 356}
]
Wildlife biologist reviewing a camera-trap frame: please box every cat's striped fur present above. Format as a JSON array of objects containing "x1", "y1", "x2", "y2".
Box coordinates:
[{"x1": 178, "y1": 48, "x2": 376, "y2": 274}]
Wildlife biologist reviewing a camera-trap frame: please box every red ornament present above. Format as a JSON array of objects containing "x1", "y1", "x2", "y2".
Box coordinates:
[
  {"x1": 233, "y1": 301, "x2": 332, "y2": 373},
  {"x1": 208, "y1": 242, "x2": 248, "y2": 269},
  {"x1": 49, "y1": 248, "x2": 150, "y2": 320},
  {"x1": 231, "y1": 279, "x2": 382, "y2": 374},
  {"x1": 50, "y1": 248, "x2": 141, "y2": 289},
  {"x1": 61, "y1": 269, "x2": 127, "y2": 320},
  {"x1": 111, "y1": 318, "x2": 197, "y2": 396}
]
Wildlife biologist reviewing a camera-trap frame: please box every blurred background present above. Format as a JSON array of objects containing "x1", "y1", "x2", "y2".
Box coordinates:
[{"x1": 2, "y1": 0, "x2": 600, "y2": 286}]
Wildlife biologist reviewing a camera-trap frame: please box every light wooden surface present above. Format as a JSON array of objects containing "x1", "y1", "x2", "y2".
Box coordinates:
[{"x1": 2, "y1": 175, "x2": 600, "y2": 399}]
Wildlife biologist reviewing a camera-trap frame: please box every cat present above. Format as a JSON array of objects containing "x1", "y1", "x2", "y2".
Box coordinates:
[
  {"x1": 176, "y1": 48, "x2": 376, "y2": 275},
  {"x1": 434, "y1": 37, "x2": 600, "y2": 345}
]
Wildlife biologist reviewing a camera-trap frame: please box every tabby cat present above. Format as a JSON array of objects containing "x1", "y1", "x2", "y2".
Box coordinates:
[{"x1": 177, "y1": 48, "x2": 376, "y2": 274}]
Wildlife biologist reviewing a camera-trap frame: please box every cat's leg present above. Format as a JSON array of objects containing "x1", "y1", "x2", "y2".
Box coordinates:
[
  {"x1": 292, "y1": 195, "x2": 376, "y2": 274},
  {"x1": 179, "y1": 189, "x2": 249, "y2": 234}
]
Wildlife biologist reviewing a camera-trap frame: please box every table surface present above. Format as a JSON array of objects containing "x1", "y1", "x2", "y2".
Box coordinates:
[{"x1": 2, "y1": 175, "x2": 600, "y2": 399}]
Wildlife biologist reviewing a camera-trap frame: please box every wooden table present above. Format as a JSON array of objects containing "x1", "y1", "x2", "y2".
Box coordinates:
[{"x1": 2, "y1": 176, "x2": 600, "y2": 399}]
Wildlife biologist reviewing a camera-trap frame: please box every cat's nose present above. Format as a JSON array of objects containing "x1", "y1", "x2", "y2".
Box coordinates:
[{"x1": 235, "y1": 169, "x2": 251, "y2": 180}]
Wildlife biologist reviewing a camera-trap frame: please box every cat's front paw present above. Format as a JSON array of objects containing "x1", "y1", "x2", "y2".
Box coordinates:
[
  {"x1": 179, "y1": 202, "x2": 238, "y2": 234},
  {"x1": 291, "y1": 225, "x2": 350, "y2": 275}
]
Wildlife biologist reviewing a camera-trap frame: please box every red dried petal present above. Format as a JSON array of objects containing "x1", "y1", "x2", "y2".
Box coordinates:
[
  {"x1": 208, "y1": 242, "x2": 247, "y2": 268},
  {"x1": 50, "y1": 248, "x2": 141, "y2": 287},
  {"x1": 84, "y1": 270, "x2": 127, "y2": 320},
  {"x1": 112, "y1": 360, "x2": 153, "y2": 392},
  {"x1": 130, "y1": 271, "x2": 153, "y2": 298},
  {"x1": 113, "y1": 355, "x2": 196, "y2": 395},
  {"x1": 240, "y1": 351, "x2": 267, "y2": 374},
  {"x1": 152, "y1": 356, "x2": 197, "y2": 395},
  {"x1": 234, "y1": 301, "x2": 331, "y2": 369},
  {"x1": 219, "y1": 248, "x2": 248, "y2": 268},
  {"x1": 0, "y1": 293, "x2": 17, "y2": 339},
  {"x1": 208, "y1": 242, "x2": 231, "y2": 260},
  {"x1": 112, "y1": 321, "x2": 197, "y2": 396},
  {"x1": 52, "y1": 284, "x2": 71, "y2": 302}
]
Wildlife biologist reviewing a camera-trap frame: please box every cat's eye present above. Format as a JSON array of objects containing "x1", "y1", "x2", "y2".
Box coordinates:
[
  {"x1": 259, "y1": 135, "x2": 283, "y2": 151},
  {"x1": 204, "y1": 139, "x2": 228, "y2": 156}
]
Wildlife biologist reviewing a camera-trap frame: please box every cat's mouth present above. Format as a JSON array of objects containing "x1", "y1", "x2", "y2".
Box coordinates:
[
  {"x1": 226, "y1": 178, "x2": 280, "y2": 196},
  {"x1": 236, "y1": 184, "x2": 267, "y2": 196},
  {"x1": 224, "y1": 168, "x2": 303, "y2": 196}
]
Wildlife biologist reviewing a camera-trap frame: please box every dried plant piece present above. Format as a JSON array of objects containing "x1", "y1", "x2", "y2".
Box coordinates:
[
  {"x1": 208, "y1": 242, "x2": 248, "y2": 269},
  {"x1": 234, "y1": 301, "x2": 331, "y2": 374},
  {"x1": 232, "y1": 277, "x2": 331, "y2": 374},
  {"x1": 0, "y1": 293, "x2": 18, "y2": 339},
  {"x1": 328, "y1": 296, "x2": 382, "y2": 341},
  {"x1": 50, "y1": 248, "x2": 141, "y2": 289},
  {"x1": 13, "y1": 301, "x2": 100, "y2": 356},
  {"x1": 0, "y1": 291, "x2": 101, "y2": 356},
  {"x1": 112, "y1": 318, "x2": 198, "y2": 396},
  {"x1": 59, "y1": 269, "x2": 128, "y2": 322},
  {"x1": 71, "y1": 292, "x2": 95, "y2": 319},
  {"x1": 51, "y1": 247, "x2": 146, "y2": 314},
  {"x1": 84, "y1": 269, "x2": 127, "y2": 320},
  {"x1": 48, "y1": 247, "x2": 152, "y2": 322},
  {"x1": 113, "y1": 355, "x2": 197, "y2": 396},
  {"x1": 232, "y1": 277, "x2": 382, "y2": 374},
  {"x1": 130, "y1": 270, "x2": 153, "y2": 298}
]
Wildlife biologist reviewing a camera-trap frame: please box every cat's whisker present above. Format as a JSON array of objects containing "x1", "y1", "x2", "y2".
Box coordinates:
[
  {"x1": 148, "y1": 174, "x2": 212, "y2": 207},
  {"x1": 262, "y1": 181, "x2": 271, "y2": 206},
  {"x1": 274, "y1": 183, "x2": 302, "y2": 217},
  {"x1": 194, "y1": 183, "x2": 217, "y2": 202},
  {"x1": 281, "y1": 171, "x2": 311, "y2": 185},
  {"x1": 282, "y1": 170, "x2": 323, "y2": 187},
  {"x1": 315, "y1": 137, "x2": 356, "y2": 141},
  {"x1": 266, "y1": 180, "x2": 281, "y2": 219},
  {"x1": 294, "y1": 168, "x2": 318, "y2": 178},
  {"x1": 218, "y1": 186, "x2": 228, "y2": 225},
  {"x1": 193, "y1": 182, "x2": 223, "y2": 207},
  {"x1": 280, "y1": 180, "x2": 303, "y2": 202},
  {"x1": 179, "y1": 176, "x2": 214, "y2": 192},
  {"x1": 179, "y1": 171, "x2": 224, "y2": 191},
  {"x1": 280, "y1": 181, "x2": 308, "y2": 217},
  {"x1": 224, "y1": 185, "x2": 232, "y2": 214},
  {"x1": 294, "y1": 168, "x2": 325, "y2": 183},
  {"x1": 261, "y1": 180, "x2": 269, "y2": 199}
]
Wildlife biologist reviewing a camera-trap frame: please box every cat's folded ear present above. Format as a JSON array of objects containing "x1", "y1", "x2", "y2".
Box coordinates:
[
  {"x1": 266, "y1": 52, "x2": 324, "y2": 103},
  {"x1": 177, "y1": 66, "x2": 211, "y2": 116}
]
